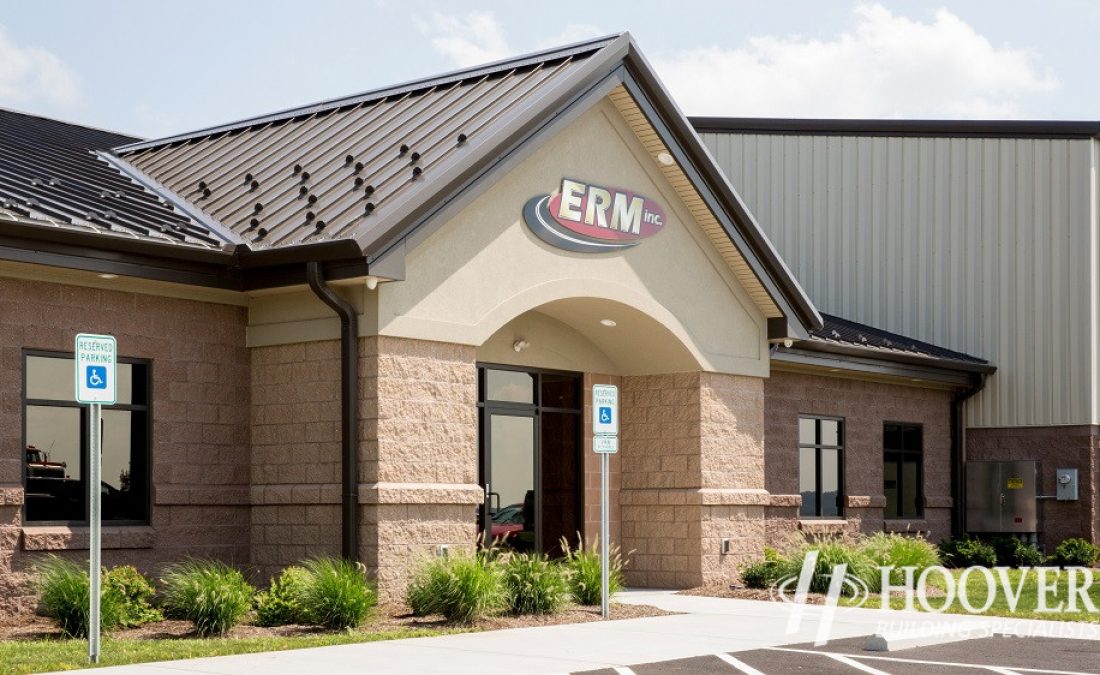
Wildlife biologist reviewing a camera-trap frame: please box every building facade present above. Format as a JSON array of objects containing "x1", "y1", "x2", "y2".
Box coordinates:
[{"x1": 5, "y1": 33, "x2": 1077, "y2": 617}]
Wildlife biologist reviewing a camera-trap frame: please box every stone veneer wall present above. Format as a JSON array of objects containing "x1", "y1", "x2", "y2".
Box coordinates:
[
  {"x1": 0, "y1": 277, "x2": 250, "y2": 616},
  {"x1": 619, "y1": 372, "x2": 767, "y2": 588},
  {"x1": 250, "y1": 340, "x2": 342, "y2": 582},
  {"x1": 763, "y1": 370, "x2": 954, "y2": 545},
  {"x1": 361, "y1": 336, "x2": 481, "y2": 601},
  {"x1": 967, "y1": 426, "x2": 1099, "y2": 550}
]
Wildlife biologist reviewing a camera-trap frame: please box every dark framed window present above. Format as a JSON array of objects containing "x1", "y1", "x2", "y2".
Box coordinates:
[
  {"x1": 798, "y1": 416, "x2": 844, "y2": 517},
  {"x1": 22, "y1": 351, "x2": 151, "y2": 524},
  {"x1": 884, "y1": 423, "x2": 923, "y2": 519}
]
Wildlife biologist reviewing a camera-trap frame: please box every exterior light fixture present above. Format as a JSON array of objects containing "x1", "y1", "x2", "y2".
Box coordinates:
[
  {"x1": 365, "y1": 276, "x2": 380, "y2": 290},
  {"x1": 512, "y1": 339, "x2": 529, "y2": 353},
  {"x1": 657, "y1": 152, "x2": 675, "y2": 166},
  {"x1": 97, "y1": 273, "x2": 118, "y2": 280},
  {"x1": 600, "y1": 319, "x2": 617, "y2": 327}
]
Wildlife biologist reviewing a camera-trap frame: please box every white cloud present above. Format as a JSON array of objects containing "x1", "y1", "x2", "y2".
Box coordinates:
[
  {"x1": 652, "y1": 4, "x2": 1058, "y2": 118},
  {"x1": 421, "y1": 12, "x2": 605, "y2": 68},
  {"x1": 422, "y1": 12, "x2": 512, "y2": 68},
  {"x1": 0, "y1": 26, "x2": 80, "y2": 108}
]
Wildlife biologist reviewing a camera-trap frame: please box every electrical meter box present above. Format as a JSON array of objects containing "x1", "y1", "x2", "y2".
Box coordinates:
[
  {"x1": 966, "y1": 460, "x2": 1038, "y2": 533},
  {"x1": 1056, "y1": 468, "x2": 1079, "y2": 501}
]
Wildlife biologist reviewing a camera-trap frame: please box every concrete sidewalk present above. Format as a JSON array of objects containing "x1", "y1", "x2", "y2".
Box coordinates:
[{"x1": 69, "y1": 591, "x2": 1100, "y2": 674}]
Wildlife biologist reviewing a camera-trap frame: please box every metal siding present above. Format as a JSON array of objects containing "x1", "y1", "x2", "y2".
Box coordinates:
[{"x1": 701, "y1": 131, "x2": 1097, "y2": 428}]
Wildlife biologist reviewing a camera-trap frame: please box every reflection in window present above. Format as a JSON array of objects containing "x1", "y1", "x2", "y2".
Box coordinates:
[
  {"x1": 485, "y1": 369, "x2": 535, "y2": 404},
  {"x1": 884, "y1": 423, "x2": 923, "y2": 519},
  {"x1": 798, "y1": 417, "x2": 844, "y2": 517},
  {"x1": 23, "y1": 354, "x2": 150, "y2": 523}
]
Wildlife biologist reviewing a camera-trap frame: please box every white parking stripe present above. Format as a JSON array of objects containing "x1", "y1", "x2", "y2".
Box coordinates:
[
  {"x1": 715, "y1": 653, "x2": 766, "y2": 674},
  {"x1": 766, "y1": 647, "x2": 1094, "y2": 675},
  {"x1": 825, "y1": 653, "x2": 892, "y2": 674},
  {"x1": 985, "y1": 669, "x2": 1023, "y2": 675},
  {"x1": 612, "y1": 667, "x2": 636, "y2": 675}
]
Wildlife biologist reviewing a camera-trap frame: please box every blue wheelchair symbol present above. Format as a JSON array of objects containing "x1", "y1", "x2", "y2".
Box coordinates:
[
  {"x1": 86, "y1": 365, "x2": 107, "y2": 390},
  {"x1": 599, "y1": 406, "x2": 612, "y2": 424}
]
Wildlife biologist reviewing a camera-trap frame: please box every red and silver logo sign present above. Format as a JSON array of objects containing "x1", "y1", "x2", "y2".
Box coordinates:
[{"x1": 523, "y1": 178, "x2": 666, "y2": 253}]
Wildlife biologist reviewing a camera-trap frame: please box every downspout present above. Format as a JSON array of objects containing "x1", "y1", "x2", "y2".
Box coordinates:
[
  {"x1": 950, "y1": 372, "x2": 988, "y2": 537},
  {"x1": 306, "y1": 262, "x2": 359, "y2": 561}
]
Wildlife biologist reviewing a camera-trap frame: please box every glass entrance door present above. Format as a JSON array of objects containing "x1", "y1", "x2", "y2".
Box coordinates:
[{"x1": 478, "y1": 366, "x2": 581, "y2": 555}]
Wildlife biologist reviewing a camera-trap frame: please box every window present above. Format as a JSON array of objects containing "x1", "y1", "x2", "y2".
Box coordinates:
[
  {"x1": 884, "y1": 423, "x2": 923, "y2": 519},
  {"x1": 798, "y1": 416, "x2": 843, "y2": 517},
  {"x1": 23, "y1": 352, "x2": 150, "y2": 524}
]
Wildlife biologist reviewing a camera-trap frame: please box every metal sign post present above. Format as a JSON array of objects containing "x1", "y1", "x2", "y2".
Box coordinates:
[
  {"x1": 592, "y1": 385, "x2": 619, "y2": 620},
  {"x1": 75, "y1": 334, "x2": 116, "y2": 665}
]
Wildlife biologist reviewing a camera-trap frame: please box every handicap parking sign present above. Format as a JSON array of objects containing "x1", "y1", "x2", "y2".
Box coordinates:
[
  {"x1": 592, "y1": 384, "x2": 618, "y2": 436},
  {"x1": 86, "y1": 366, "x2": 107, "y2": 389},
  {"x1": 599, "y1": 406, "x2": 612, "y2": 424}
]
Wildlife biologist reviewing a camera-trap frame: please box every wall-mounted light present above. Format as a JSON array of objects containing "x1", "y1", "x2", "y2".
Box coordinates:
[
  {"x1": 600, "y1": 319, "x2": 617, "y2": 327},
  {"x1": 512, "y1": 339, "x2": 530, "y2": 353},
  {"x1": 657, "y1": 152, "x2": 675, "y2": 166},
  {"x1": 365, "y1": 276, "x2": 379, "y2": 290}
]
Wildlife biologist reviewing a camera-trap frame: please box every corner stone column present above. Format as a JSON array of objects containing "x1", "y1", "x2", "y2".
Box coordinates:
[
  {"x1": 360, "y1": 336, "x2": 481, "y2": 601},
  {"x1": 619, "y1": 372, "x2": 767, "y2": 588}
]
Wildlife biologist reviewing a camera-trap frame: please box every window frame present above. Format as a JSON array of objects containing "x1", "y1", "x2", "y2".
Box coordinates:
[
  {"x1": 797, "y1": 414, "x2": 845, "y2": 518},
  {"x1": 21, "y1": 349, "x2": 153, "y2": 527},
  {"x1": 883, "y1": 421, "x2": 924, "y2": 520}
]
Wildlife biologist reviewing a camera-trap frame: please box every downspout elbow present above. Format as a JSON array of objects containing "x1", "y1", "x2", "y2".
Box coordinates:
[{"x1": 306, "y1": 262, "x2": 360, "y2": 562}]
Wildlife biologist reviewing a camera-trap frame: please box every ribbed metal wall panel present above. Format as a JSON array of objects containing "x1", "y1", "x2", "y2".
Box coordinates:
[{"x1": 701, "y1": 132, "x2": 1098, "y2": 428}]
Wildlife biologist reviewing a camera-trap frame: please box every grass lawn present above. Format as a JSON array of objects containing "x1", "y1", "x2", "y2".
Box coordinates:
[
  {"x1": 843, "y1": 568, "x2": 1100, "y2": 622},
  {"x1": 0, "y1": 626, "x2": 469, "y2": 674}
]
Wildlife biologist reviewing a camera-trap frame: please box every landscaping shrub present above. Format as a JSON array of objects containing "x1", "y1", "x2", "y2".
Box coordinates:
[
  {"x1": 254, "y1": 566, "x2": 310, "y2": 627},
  {"x1": 298, "y1": 558, "x2": 376, "y2": 629},
  {"x1": 501, "y1": 553, "x2": 569, "y2": 615},
  {"x1": 861, "y1": 533, "x2": 940, "y2": 585},
  {"x1": 988, "y1": 536, "x2": 1046, "y2": 567},
  {"x1": 36, "y1": 556, "x2": 125, "y2": 638},
  {"x1": 739, "y1": 547, "x2": 789, "y2": 589},
  {"x1": 938, "y1": 536, "x2": 997, "y2": 568},
  {"x1": 104, "y1": 565, "x2": 163, "y2": 627},
  {"x1": 789, "y1": 539, "x2": 880, "y2": 594},
  {"x1": 560, "y1": 537, "x2": 625, "y2": 606},
  {"x1": 1050, "y1": 538, "x2": 1100, "y2": 568},
  {"x1": 160, "y1": 560, "x2": 254, "y2": 636},
  {"x1": 407, "y1": 552, "x2": 508, "y2": 622}
]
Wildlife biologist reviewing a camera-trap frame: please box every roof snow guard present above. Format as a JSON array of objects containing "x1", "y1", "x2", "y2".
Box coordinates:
[{"x1": 0, "y1": 109, "x2": 223, "y2": 249}]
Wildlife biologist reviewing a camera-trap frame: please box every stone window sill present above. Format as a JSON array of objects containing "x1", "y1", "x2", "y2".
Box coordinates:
[
  {"x1": 797, "y1": 519, "x2": 849, "y2": 534},
  {"x1": 22, "y1": 525, "x2": 156, "y2": 551}
]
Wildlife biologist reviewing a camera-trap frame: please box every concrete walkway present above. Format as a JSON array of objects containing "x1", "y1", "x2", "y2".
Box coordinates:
[{"x1": 70, "y1": 591, "x2": 1100, "y2": 674}]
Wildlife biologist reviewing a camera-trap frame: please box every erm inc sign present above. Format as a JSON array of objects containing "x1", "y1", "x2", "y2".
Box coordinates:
[{"x1": 524, "y1": 178, "x2": 666, "y2": 253}]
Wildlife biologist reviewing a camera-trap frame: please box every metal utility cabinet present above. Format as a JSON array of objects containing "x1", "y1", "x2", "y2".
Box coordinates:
[{"x1": 966, "y1": 460, "x2": 1038, "y2": 533}]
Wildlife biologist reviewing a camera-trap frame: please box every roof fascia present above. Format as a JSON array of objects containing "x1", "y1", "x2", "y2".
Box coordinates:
[
  {"x1": 690, "y1": 117, "x2": 1100, "y2": 139},
  {"x1": 619, "y1": 44, "x2": 822, "y2": 338},
  {"x1": 772, "y1": 347, "x2": 978, "y2": 387},
  {"x1": 787, "y1": 339, "x2": 996, "y2": 375}
]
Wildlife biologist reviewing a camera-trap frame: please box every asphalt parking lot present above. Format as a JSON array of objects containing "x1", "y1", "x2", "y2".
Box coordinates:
[{"x1": 575, "y1": 634, "x2": 1100, "y2": 674}]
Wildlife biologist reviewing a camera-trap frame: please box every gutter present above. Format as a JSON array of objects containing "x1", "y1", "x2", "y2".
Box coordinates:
[
  {"x1": 306, "y1": 262, "x2": 360, "y2": 561},
  {"x1": 951, "y1": 373, "x2": 989, "y2": 537}
]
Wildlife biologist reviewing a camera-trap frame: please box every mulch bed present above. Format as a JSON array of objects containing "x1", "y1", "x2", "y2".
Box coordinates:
[{"x1": 0, "y1": 602, "x2": 672, "y2": 642}]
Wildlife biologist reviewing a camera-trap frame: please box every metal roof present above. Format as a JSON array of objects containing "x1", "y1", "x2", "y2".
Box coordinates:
[
  {"x1": 689, "y1": 116, "x2": 1100, "y2": 139},
  {"x1": 0, "y1": 108, "x2": 223, "y2": 249},
  {"x1": 808, "y1": 313, "x2": 989, "y2": 366},
  {"x1": 117, "y1": 36, "x2": 617, "y2": 252}
]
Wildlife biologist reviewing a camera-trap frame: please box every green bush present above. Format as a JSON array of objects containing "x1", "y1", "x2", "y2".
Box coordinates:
[
  {"x1": 861, "y1": 533, "x2": 940, "y2": 585},
  {"x1": 987, "y1": 536, "x2": 1046, "y2": 567},
  {"x1": 938, "y1": 536, "x2": 997, "y2": 568},
  {"x1": 1051, "y1": 538, "x2": 1100, "y2": 568},
  {"x1": 788, "y1": 539, "x2": 880, "y2": 594},
  {"x1": 407, "y1": 552, "x2": 508, "y2": 623},
  {"x1": 104, "y1": 565, "x2": 163, "y2": 627},
  {"x1": 298, "y1": 558, "x2": 376, "y2": 629},
  {"x1": 501, "y1": 553, "x2": 569, "y2": 615},
  {"x1": 160, "y1": 560, "x2": 254, "y2": 636},
  {"x1": 739, "y1": 547, "x2": 789, "y2": 589},
  {"x1": 254, "y1": 566, "x2": 310, "y2": 627},
  {"x1": 35, "y1": 556, "x2": 125, "y2": 638},
  {"x1": 560, "y1": 537, "x2": 625, "y2": 606}
]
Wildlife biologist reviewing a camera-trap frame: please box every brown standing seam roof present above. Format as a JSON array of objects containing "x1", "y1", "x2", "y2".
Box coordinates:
[{"x1": 115, "y1": 37, "x2": 615, "y2": 252}]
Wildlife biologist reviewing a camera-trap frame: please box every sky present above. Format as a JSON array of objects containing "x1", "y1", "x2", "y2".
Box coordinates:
[{"x1": 0, "y1": 1, "x2": 1096, "y2": 139}]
